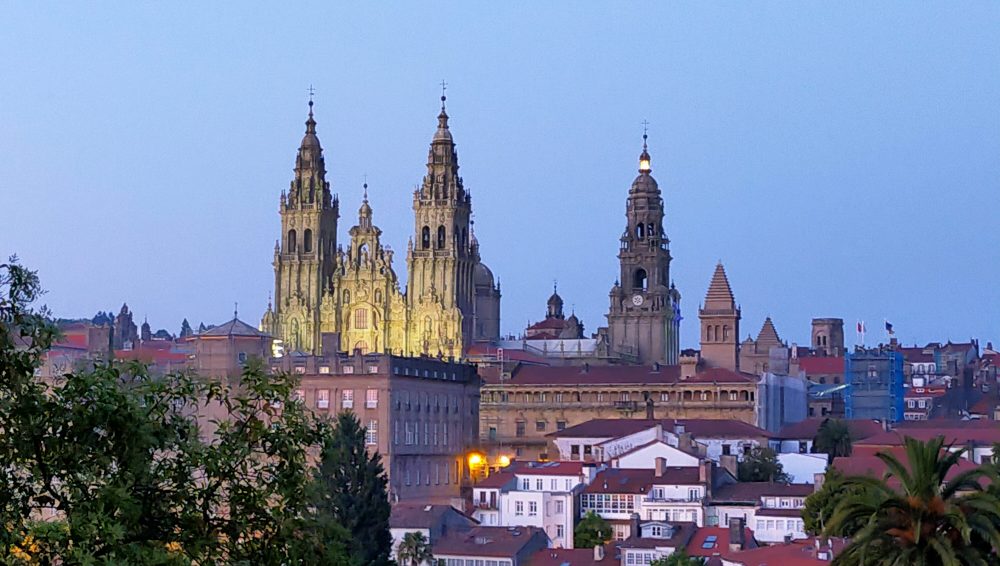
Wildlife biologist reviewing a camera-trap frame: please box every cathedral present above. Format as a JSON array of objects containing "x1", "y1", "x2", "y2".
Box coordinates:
[
  {"x1": 261, "y1": 96, "x2": 501, "y2": 357},
  {"x1": 605, "y1": 134, "x2": 682, "y2": 365}
]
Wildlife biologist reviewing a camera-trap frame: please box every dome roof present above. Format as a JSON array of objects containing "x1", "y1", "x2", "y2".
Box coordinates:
[
  {"x1": 474, "y1": 262, "x2": 494, "y2": 287},
  {"x1": 631, "y1": 173, "x2": 659, "y2": 193}
]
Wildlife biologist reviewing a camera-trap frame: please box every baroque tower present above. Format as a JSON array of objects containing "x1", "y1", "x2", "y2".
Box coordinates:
[
  {"x1": 265, "y1": 100, "x2": 340, "y2": 353},
  {"x1": 699, "y1": 262, "x2": 740, "y2": 371},
  {"x1": 606, "y1": 134, "x2": 681, "y2": 365},
  {"x1": 405, "y1": 93, "x2": 494, "y2": 357}
]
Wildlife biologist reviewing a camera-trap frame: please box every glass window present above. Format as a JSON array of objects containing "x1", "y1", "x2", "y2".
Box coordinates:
[
  {"x1": 317, "y1": 389, "x2": 330, "y2": 409},
  {"x1": 366, "y1": 389, "x2": 378, "y2": 408},
  {"x1": 341, "y1": 390, "x2": 354, "y2": 409},
  {"x1": 529, "y1": 501, "x2": 537, "y2": 515},
  {"x1": 536, "y1": 421, "x2": 546, "y2": 432},
  {"x1": 365, "y1": 420, "x2": 378, "y2": 445},
  {"x1": 536, "y1": 479, "x2": 543, "y2": 490},
  {"x1": 515, "y1": 501, "x2": 524, "y2": 516},
  {"x1": 354, "y1": 308, "x2": 368, "y2": 329}
]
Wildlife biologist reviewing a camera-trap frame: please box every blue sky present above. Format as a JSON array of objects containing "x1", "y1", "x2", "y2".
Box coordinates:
[{"x1": 1, "y1": 3, "x2": 998, "y2": 349}]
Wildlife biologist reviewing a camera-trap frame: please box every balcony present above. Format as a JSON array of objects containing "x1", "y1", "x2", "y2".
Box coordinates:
[
  {"x1": 475, "y1": 501, "x2": 498, "y2": 510},
  {"x1": 614, "y1": 401, "x2": 639, "y2": 412}
]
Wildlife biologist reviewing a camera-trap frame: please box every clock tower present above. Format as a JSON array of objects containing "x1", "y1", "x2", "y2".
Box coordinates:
[{"x1": 606, "y1": 133, "x2": 681, "y2": 365}]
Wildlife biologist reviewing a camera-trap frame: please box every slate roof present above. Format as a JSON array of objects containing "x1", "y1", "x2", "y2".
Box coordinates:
[
  {"x1": 389, "y1": 502, "x2": 473, "y2": 529},
  {"x1": 198, "y1": 317, "x2": 269, "y2": 338},
  {"x1": 796, "y1": 356, "x2": 845, "y2": 375}
]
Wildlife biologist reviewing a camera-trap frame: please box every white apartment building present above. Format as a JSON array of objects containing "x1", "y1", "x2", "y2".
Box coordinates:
[
  {"x1": 472, "y1": 461, "x2": 598, "y2": 549},
  {"x1": 706, "y1": 482, "x2": 814, "y2": 543}
]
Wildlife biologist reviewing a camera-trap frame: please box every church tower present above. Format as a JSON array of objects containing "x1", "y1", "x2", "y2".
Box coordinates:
[
  {"x1": 265, "y1": 99, "x2": 339, "y2": 353},
  {"x1": 405, "y1": 94, "x2": 476, "y2": 357},
  {"x1": 699, "y1": 262, "x2": 741, "y2": 371},
  {"x1": 607, "y1": 134, "x2": 681, "y2": 365}
]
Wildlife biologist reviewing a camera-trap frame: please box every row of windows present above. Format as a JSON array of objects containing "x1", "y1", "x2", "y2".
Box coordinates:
[
  {"x1": 296, "y1": 388, "x2": 379, "y2": 410},
  {"x1": 580, "y1": 493, "x2": 636, "y2": 514},
  {"x1": 444, "y1": 560, "x2": 510, "y2": 566},
  {"x1": 394, "y1": 391, "x2": 462, "y2": 413},
  {"x1": 286, "y1": 228, "x2": 329, "y2": 254},
  {"x1": 395, "y1": 420, "x2": 453, "y2": 448},
  {"x1": 624, "y1": 551, "x2": 659, "y2": 565},
  {"x1": 761, "y1": 497, "x2": 805, "y2": 509},
  {"x1": 756, "y1": 518, "x2": 805, "y2": 533},
  {"x1": 705, "y1": 325, "x2": 731, "y2": 342},
  {"x1": 402, "y1": 460, "x2": 459, "y2": 487},
  {"x1": 518, "y1": 478, "x2": 576, "y2": 492},
  {"x1": 484, "y1": 389, "x2": 754, "y2": 404},
  {"x1": 393, "y1": 366, "x2": 461, "y2": 381}
]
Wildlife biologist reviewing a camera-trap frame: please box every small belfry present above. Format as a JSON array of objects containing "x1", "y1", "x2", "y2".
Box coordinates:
[{"x1": 606, "y1": 128, "x2": 681, "y2": 364}]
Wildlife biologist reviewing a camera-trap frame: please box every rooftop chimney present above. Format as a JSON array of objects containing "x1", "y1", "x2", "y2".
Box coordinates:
[
  {"x1": 719, "y1": 454, "x2": 738, "y2": 479},
  {"x1": 655, "y1": 457, "x2": 666, "y2": 478},
  {"x1": 593, "y1": 545, "x2": 605, "y2": 562},
  {"x1": 631, "y1": 512, "x2": 641, "y2": 539},
  {"x1": 728, "y1": 517, "x2": 745, "y2": 552}
]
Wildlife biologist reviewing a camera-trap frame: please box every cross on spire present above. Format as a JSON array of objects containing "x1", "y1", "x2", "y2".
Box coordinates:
[
  {"x1": 440, "y1": 79, "x2": 448, "y2": 109},
  {"x1": 641, "y1": 119, "x2": 650, "y2": 148},
  {"x1": 234, "y1": 302, "x2": 239, "y2": 319},
  {"x1": 363, "y1": 174, "x2": 369, "y2": 202},
  {"x1": 307, "y1": 85, "x2": 315, "y2": 118}
]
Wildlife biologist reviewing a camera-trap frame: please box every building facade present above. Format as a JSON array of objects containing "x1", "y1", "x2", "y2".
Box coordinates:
[
  {"x1": 606, "y1": 136, "x2": 681, "y2": 365},
  {"x1": 262, "y1": 98, "x2": 500, "y2": 357},
  {"x1": 271, "y1": 348, "x2": 481, "y2": 504}
]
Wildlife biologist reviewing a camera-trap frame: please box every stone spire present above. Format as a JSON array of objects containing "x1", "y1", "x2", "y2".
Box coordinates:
[
  {"x1": 289, "y1": 98, "x2": 332, "y2": 209},
  {"x1": 704, "y1": 262, "x2": 736, "y2": 311},
  {"x1": 359, "y1": 182, "x2": 372, "y2": 228},
  {"x1": 756, "y1": 317, "x2": 782, "y2": 348},
  {"x1": 547, "y1": 282, "x2": 564, "y2": 320}
]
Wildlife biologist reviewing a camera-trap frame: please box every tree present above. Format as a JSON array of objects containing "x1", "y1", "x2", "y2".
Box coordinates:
[
  {"x1": 802, "y1": 468, "x2": 869, "y2": 535},
  {"x1": 813, "y1": 418, "x2": 853, "y2": 463},
  {"x1": 311, "y1": 411, "x2": 392, "y2": 566},
  {"x1": 179, "y1": 318, "x2": 193, "y2": 338},
  {"x1": 0, "y1": 257, "x2": 350, "y2": 564},
  {"x1": 650, "y1": 549, "x2": 706, "y2": 566},
  {"x1": 825, "y1": 436, "x2": 1000, "y2": 565},
  {"x1": 575, "y1": 511, "x2": 612, "y2": 549},
  {"x1": 737, "y1": 446, "x2": 791, "y2": 483},
  {"x1": 397, "y1": 531, "x2": 435, "y2": 566}
]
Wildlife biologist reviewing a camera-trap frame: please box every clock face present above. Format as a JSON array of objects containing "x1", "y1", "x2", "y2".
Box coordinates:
[{"x1": 631, "y1": 294, "x2": 644, "y2": 306}]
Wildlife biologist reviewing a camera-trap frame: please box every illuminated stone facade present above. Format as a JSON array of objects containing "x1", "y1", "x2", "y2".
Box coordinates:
[{"x1": 262, "y1": 98, "x2": 500, "y2": 356}]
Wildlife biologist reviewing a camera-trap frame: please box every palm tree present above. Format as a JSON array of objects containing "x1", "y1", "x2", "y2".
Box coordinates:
[
  {"x1": 826, "y1": 435, "x2": 1000, "y2": 565},
  {"x1": 814, "y1": 418, "x2": 853, "y2": 464},
  {"x1": 397, "y1": 531, "x2": 435, "y2": 566}
]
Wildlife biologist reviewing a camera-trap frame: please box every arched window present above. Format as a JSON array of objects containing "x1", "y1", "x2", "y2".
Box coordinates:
[
  {"x1": 287, "y1": 229, "x2": 297, "y2": 253},
  {"x1": 706, "y1": 326, "x2": 712, "y2": 341},
  {"x1": 303, "y1": 229, "x2": 313, "y2": 253},
  {"x1": 648, "y1": 223, "x2": 655, "y2": 237},
  {"x1": 636, "y1": 224, "x2": 645, "y2": 239},
  {"x1": 723, "y1": 325, "x2": 730, "y2": 340},
  {"x1": 437, "y1": 225, "x2": 446, "y2": 249},
  {"x1": 633, "y1": 268, "x2": 647, "y2": 291},
  {"x1": 343, "y1": 290, "x2": 351, "y2": 304},
  {"x1": 421, "y1": 226, "x2": 431, "y2": 249},
  {"x1": 354, "y1": 340, "x2": 368, "y2": 354}
]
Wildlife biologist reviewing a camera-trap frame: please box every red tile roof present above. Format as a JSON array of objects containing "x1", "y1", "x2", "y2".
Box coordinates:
[
  {"x1": 584, "y1": 467, "x2": 702, "y2": 494},
  {"x1": 795, "y1": 357, "x2": 844, "y2": 375},
  {"x1": 551, "y1": 418, "x2": 769, "y2": 440},
  {"x1": 772, "y1": 418, "x2": 884, "y2": 441},
  {"x1": 485, "y1": 364, "x2": 756, "y2": 386},
  {"x1": 856, "y1": 427, "x2": 1000, "y2": 448},
  {"x1": 725, "y1": 537, "x2": 849, "y2": 566},
  {"x1": 527, "y1": 547, "x2": 610, "y2": 566},
  {"x1": 832, "y1": 452, "x2": 981, "y2": 484},
  {"x1": 711, "y1": 482, "x2": 814, "y2": 504},
  {"x1": 433, "y1": 526, "x2": 546, "y2": 558},
  {"x1": 685, "y1": 526, "x2": 757, "y2": 560}
]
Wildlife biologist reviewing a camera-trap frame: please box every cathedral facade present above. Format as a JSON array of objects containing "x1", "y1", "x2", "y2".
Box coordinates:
[{"x1": 261, "y1": 97, "x2": 501, "y2": 357}]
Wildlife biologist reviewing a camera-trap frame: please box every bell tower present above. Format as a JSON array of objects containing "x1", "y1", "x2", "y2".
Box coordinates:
[
  {"x1": 606, "y1": 132, "x2": 681, "y2": 364},
  {"x1": 405, "y1": 92, "x2": 475, "y2": 357},
  {"x1": 699, "y1": 262, "x2": 741, "y2": 371},
  {"x1": 265, "y1": 98, "x2": 339, "y2": 353}
]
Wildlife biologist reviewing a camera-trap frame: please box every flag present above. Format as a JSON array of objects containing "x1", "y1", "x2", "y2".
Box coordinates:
[
  {"x1": 885, "y1": 321, "x2": 894, "y2": 335},
  {"x1": 857, "y1": 321, "x2": 865, "y2": 333}
]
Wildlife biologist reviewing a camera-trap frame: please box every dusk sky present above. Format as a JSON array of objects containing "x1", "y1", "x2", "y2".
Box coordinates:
[{"x1": 2, "y1": 3, "x2": 997, "y2": 349}]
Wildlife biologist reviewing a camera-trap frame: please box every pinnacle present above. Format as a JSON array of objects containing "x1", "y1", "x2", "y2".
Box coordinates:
[{"x1": 703, "y1": 262, "x2": 736, "y2": 308}]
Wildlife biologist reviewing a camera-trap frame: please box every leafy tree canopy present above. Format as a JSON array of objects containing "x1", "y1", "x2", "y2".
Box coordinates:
[
  {"x1": 737, "y1": 446, "x2": 791, "y2": 483},
  {"x1": 575, "y1": 511, "x2": 613, "y2": 549},
  {"x1": 0, "y1": 257, "x2": 356, "y2": 565}
]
